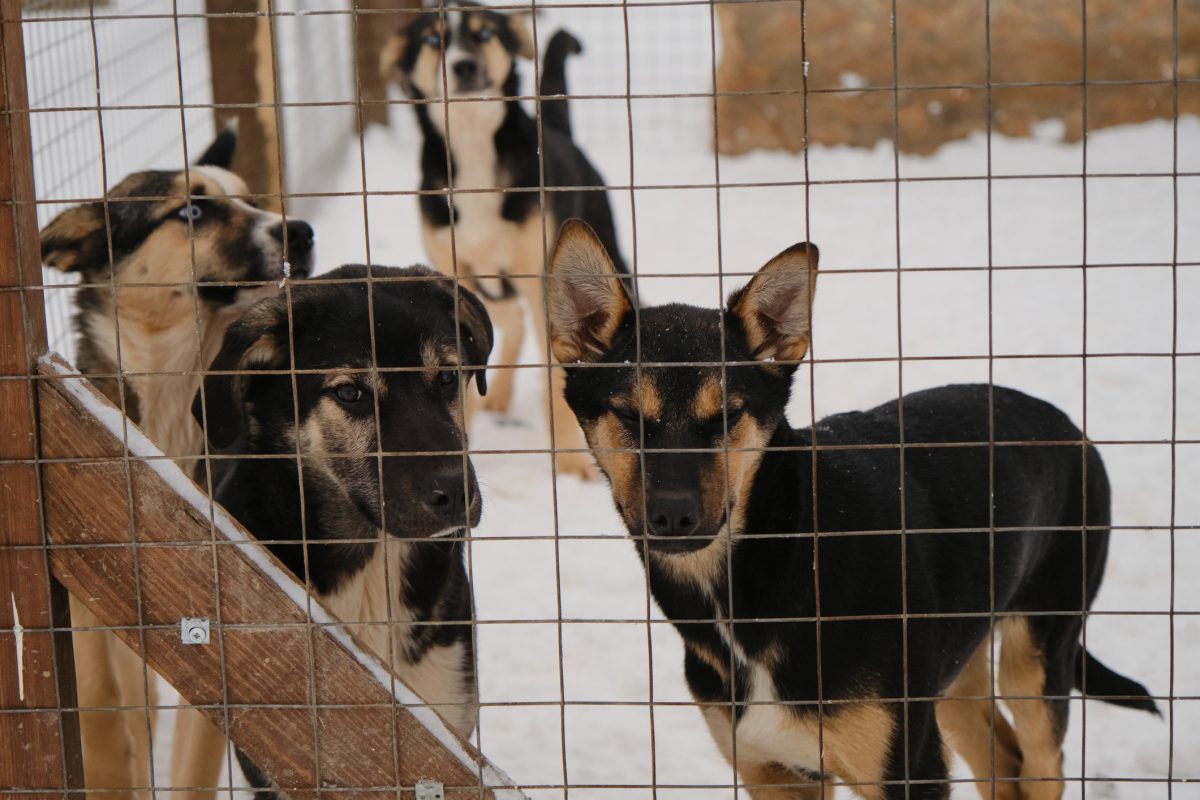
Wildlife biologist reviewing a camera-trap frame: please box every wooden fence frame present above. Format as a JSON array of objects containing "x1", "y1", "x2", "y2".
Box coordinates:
[{"x1": 1, "y1": 4, "x2": 523, "y2": 797}]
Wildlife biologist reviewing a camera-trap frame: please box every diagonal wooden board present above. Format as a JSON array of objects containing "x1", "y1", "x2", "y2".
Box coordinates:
[{"x1": 37, "y1": 354, "x2": 526, "y2": 800}]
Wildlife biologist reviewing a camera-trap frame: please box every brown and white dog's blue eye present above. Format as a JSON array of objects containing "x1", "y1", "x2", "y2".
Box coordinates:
[{"x1": 177, "y1": 202, "x2": 204, "y2": 222}]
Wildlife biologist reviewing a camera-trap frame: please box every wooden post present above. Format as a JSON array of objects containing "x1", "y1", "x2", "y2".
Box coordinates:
[
  {"x1": 352, "y1": 0, "x2": 418, "y2": 129},
  {"x1": 205, "y1": 0, "x2": 283, "y2": 210},
  {"x1": 0, "y1": 1, "x2": 85, "y2": 796},
  {"x1": 37, "y1": 356, "x2": 524, "y2": 800}
]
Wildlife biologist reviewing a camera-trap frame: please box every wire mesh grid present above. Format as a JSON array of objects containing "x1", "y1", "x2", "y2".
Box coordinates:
[{"x1": 4, "y1": 0, "x2": 1199, "y2": 798}]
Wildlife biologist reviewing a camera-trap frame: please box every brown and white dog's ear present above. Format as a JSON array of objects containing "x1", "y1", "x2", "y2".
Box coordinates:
[
  {"x1": 504, "y1": 11, "x2": 536, "y2": 60},
  {"x1": 38, "y1": 202, "x2": 109, "y2": 273},
  {"x1": 548, "y1": 219, "x2": 631, "y2": 364},
  {"x1": 727, "y1": 242, "x2": 819, "y2": 365},
  {"x1": 193, "y1": 303, "x2": 285, "y2": 450},
  {"x1": 194, "y1": 122, "x2": 238, "y2": 170}
]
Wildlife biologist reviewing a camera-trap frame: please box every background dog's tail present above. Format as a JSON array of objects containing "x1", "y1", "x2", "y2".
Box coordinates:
[
  {"x1": 540, "y1": 29, "x2": 583, "y2": 137},
  {"x1": 1076, "y1": 649, "x2": 1161, "y2": 715}
]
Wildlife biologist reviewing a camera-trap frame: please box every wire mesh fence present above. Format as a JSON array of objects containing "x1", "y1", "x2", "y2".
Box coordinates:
[{"x1": 3, "y1": 0, "x2": 1198, "y2": 799}]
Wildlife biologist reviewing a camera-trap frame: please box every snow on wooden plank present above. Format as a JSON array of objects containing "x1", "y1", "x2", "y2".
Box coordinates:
[{"x1": 36, "y1": 354, "x2": 525, "y2": 800}]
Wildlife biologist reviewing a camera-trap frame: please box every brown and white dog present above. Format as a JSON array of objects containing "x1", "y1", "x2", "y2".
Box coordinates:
[
  {"x1": 382, "y1": 3, "x2": 628, "y2": 478},
  {"x1": 38, "y1": 127, "x2": 314, "y2": 800}
]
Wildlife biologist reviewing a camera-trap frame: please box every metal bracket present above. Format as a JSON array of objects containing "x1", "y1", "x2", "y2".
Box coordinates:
[
  {"x1": 415, "y1": 779, "x2": 444, "y2": 800},
  {"x1": 180, "y1": 617, "x2": 210, "y2": 645}
]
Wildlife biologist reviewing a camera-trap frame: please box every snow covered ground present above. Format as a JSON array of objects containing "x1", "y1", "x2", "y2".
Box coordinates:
[
  {"x1": 26, "y1": 3, "x2": 1197, "y2": 797},
  {"x1": 218, "y1": 104, "x2": 1198, "y2": 799}
]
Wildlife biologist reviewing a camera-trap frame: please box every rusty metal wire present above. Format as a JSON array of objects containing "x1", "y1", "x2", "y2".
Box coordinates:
[{"x1": 3, "y1": 0, "x2": 1192, "y2": 798}]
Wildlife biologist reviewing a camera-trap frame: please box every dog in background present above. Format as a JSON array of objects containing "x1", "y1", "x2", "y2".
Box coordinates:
[
  {"x1": 382, "y1": 3, "x2": 628, "y2": 478},
  {"x1": 39, "y1": 127, "x2": 314, "y2": 800},
  {"x1": 193, "y1": 265, "x2": 492, "y2": 797},
  {"x1": 547, "y1": 220, "x2": 1158, "y2": 800}
]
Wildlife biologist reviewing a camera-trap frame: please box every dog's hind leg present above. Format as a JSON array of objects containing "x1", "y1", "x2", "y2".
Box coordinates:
[
  {"x1": 936, "y1": 636, "x2": 1022, "y2": 800},
  {"x1": 72, "y1": 596, "x2": 155, "y2": 799},
  {"x1": 520, "y1": 272, "x2": 598, "y2": 479},
  {"x1": 998, "y1": 617, "x2": 1074, "y2": 800},
  {"x1": 169, "y1": 707, "x2": 228, "y2": 800},
  {"x1": 110, "y1": 626, "x2": 157, "y2": 799},
  {"x1": 479, "y1": 294, "x2": 523, "y2": 414},
  {"x1": 73, "y1": 601, "x2": 137, "y2": 796}
]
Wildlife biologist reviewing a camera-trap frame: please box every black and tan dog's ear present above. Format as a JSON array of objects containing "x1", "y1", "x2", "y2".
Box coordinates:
[
  {"x1": 548, "y1": 219, "x2": 631, "y2": 364},
  {"x1": 195, "y1": 121, "x2": 238, "y2": 169},
  {"x1": 505, "y1": 11, "x2": 536, "y2": 60},
  {"x1": 192, "y1": 303, "x2": 284, "y2": 450},
  {"x1": 38, "y1": 202, "x2": 110, "y2": 273},
  {"x1": 452, "y1": 284, "x2": 494, "y2": 395},
  {"x1": 727, "y1": 242, "x2": 818, "y2": 365}
]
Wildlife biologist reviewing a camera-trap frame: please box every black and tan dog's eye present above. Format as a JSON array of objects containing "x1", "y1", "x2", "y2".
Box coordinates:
[
  {"x1": 722, "y1": 406, "x2": 745, "y2": 427},
  {"x1": 423, "y1": 32, "x2": 442, "y2": 48},
  {"x1": 475, "y1": 27, "x2": 493, "y2": 43},
  {"x1": 177, "y1": 203, "x2": 203, "y2": 222},
  {"x1": 612, "y1": 406, "x2": 640, "y2": 427},
  {"x1": 438, "y1": 369, "x2": 459, "y2": 388},
  {"x1": 333, "y1": 383, "x2": 365, "y2": 404}
]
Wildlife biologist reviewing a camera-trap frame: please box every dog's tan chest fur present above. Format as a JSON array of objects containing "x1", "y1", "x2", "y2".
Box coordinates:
[
  {"x1": 694, "y1": 591, "x2": 893, "y2": 798},
  {"x1": 320, "y1": 540, "x2": 475, "y2": 736},
  {"x1": 423, "y1": 101, "x2": 551, "y2": 298},
  {"x1": 86, "y1": 298, "x2": 244, "y2": 461}
]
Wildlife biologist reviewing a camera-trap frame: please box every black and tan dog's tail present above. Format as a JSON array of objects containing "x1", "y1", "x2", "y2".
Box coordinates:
[
  {"x1": 540, "y1": 29, "x2": 582, "y2": 137},
  {"x1": 1076, "y1": 649, "x2": 1161, "y2": 715}
]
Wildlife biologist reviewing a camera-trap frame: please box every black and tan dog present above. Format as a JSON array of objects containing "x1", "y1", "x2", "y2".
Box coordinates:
[
  {"x1": 193, "y1": 265, "x2": 491, "y2": 797},
  {"x1": 547, "y1": 220, "x2": 1158, "y2": 800},
  {"x1": 382, "y1": 3, "x2": 627, "y2": 477},
  {"x1": 38, "y1": 128, "x2": 314, "y2": 800}
]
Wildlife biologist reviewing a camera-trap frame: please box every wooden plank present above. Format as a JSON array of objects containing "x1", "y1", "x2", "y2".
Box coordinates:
[
  {"x1": 351, "y1": 0, "x2": 418, "y2": 129},
  {"x1": 0, "y1": 0, "x2": 85, "y2": 796},
  {"x1": 37, "y1": 356, "x2": 524, "y2": 800},
  {"x1": 205, "y1": 0, "x2": 283, "y2": 211}
]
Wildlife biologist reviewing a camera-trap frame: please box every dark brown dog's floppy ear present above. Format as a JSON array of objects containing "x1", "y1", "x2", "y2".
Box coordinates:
[
  {"x1": 38, "y1": 202, "x2": 109, "y2": 273},
  {"x1": 192, "y1": 305, "x2": 284, "y2": 451},
  {"x1": 728, "y1": 242, "x2": 819, "y2": 365},
  {"x1": 505, "y1": 11, "x2": 536, "y2": 60},
  {"x1": 548, "y1": 219, "x2": 632, "y2": 364},
  {"x1": 195, "y1": 121, "x2": 237, "y2": 169},
  {"x1": 452, "y1": 284, "x2": 494, "y2": 395}
]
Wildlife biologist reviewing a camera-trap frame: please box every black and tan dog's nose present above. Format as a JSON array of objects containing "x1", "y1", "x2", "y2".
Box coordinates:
[
  {"x1": 270, "y1": 219, "x2": 315, "y2": 253},
  {"x1": 424, "y1": 469, "x2": 470, "y2": 521},
  {"x1": 646, "y1": 491, "x2": 701, "y2": 536},
  {"x1": 452, "y1": 59, "x2": 479, "y2": 80}
]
